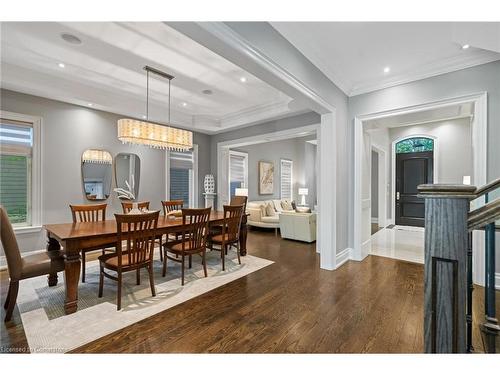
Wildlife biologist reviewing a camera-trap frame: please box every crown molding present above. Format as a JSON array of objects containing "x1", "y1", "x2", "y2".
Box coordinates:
[
  {"x1": 349, "y1": 52, "x2": 500, "y2": 97},
  {"x1": 191, "y1": 22, "x2": 337, "y2": 114},
  {"x1": 218, "y1": 99, "x2": 294, "y2": 129}
]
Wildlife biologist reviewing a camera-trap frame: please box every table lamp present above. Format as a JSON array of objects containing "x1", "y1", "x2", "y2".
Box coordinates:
[
  {"x1": 298, "y1": 188, "x2": 308, "y2": 206},
  {"x1": 235, "y1": 188, "x2": 248, "y2": 197}
]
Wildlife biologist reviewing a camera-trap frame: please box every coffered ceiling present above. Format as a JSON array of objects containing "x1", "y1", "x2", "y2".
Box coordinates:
[
  {"x1": 271, "y1": 22, "x2": 500, "y2": 96},
  {"x1": 0, "y1": 22, "x2": 298, "y2": 133}
]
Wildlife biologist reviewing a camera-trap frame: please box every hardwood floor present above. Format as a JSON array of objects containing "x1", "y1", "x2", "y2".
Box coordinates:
[{"x1": 1, "y1": 228, "x2": 498, "y2": 353}]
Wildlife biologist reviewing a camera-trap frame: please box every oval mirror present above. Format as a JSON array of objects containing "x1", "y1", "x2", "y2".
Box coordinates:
[
  {"x1": 81, "y1": 149, "x2": 113, "y2": 201},
  {"x1": 114, "y1": 153, "x2": 141, "y2": 199}
]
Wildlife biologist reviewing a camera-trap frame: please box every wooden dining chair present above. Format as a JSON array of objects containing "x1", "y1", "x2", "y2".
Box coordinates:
[
  {"x1": 208, "y1": 204, "x2": 245, "y2": 271},
  {"x1": 70, "y1": 203, "x2": 113, "y2": 283},
  {"x1": 208, "y1": 196, "x2": 247, "y2": 249},
  {"x1": 121, "y1": 201, "x2": 150, "y2": 213},
  {"x1": 1, "y1": 206, "x2": 65, "y2": 321},
  {"x1": 162, "y1": 207, "x2": 211, "y2": 285},
  {"x1": 98, "y1": 210, "x2": 159, "y2": 310},
  {"x1": 161, "y1": 200, "x2": 184, "y2": 215}
]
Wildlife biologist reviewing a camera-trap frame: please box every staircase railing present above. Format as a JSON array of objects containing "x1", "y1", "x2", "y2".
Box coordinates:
[{"x1": 418, "y1": 178, "x2": 500, "y2": 353}]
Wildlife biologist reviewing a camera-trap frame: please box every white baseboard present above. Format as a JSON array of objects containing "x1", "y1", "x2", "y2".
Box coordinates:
[{"x1": 336, "y1": 248, "x2": 352, "y2": 268}]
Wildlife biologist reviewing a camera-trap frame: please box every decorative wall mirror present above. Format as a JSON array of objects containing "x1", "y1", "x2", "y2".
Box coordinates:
[
  {"x1": 114, "y1": 153, "x2": 141, "y2": 199},
  {"x1": 81, "y1": 149, "x2": 113, "y2": 201}
]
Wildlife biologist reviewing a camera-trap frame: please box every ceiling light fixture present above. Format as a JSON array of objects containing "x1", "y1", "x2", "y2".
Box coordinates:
[
  {"x1": 58, "y1": 63, "x2": 65, "y2": 68},
  {"x1": 383, "y1": 67, "x2": 390, "y2": 73},
  {"x1": 87, "y1": 103, "x2": 93, "y2": 107},
  {"x1": 60, "y1": 33, "x2": 82, "y2": 45},
  {"x1": 202, "y1": 89, "x2": 213, "y2": 95},
  {"x1": 182, "y1": 102, "x2": 187, "y2": 107},
  {"x1": 462, "y1": 44, "x2": 470, "y2": 50},
  {"x1": 117, "y1": 66, "x2": 193, "y2": 151},
  {"x1": 240, "y1": 77, "x2": 247, "y2": 83}
]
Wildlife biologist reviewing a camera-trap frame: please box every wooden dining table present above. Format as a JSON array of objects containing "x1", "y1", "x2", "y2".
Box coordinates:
[{"x1": 44, "y1": 211, "x2": 248, "y2": 315}]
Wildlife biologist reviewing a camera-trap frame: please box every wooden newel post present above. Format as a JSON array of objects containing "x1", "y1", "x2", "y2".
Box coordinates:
[{"x1": 418, "y1": 184, "x2": 477, "y2": 353}]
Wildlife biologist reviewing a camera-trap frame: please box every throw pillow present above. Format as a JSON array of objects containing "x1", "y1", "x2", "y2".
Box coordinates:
[
  {"x1": 282, "y1": 200, "x2": 293, "y2": 211},
  {"x1": 259, "y1": 204, "x2": 267, "y2": 217},
  {"x1": 265, "y1": 202, "x2": 275, "y2": 217},
  {"x1": 273, "y1": 199, "x2": 283, "y2": 213}
]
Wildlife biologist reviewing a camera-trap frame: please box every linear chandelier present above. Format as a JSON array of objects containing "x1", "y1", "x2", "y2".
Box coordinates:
[{"x1": 117, "y1": 66, "x2": 193, "y2": 151}]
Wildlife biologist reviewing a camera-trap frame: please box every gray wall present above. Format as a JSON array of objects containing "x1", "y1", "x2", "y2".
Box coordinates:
[
  {"x1": 349, "y1": 60, "x2": 500, "y2": 269},
  {"x1": 0, "y1": 89, "x2": 211, "y2": 254},
  {"x1": 232, "y1": 136, "x2": 316, "y2": 203},
  {"x1": 389, "y1": 118, "x2": 473, "y2": 184}
]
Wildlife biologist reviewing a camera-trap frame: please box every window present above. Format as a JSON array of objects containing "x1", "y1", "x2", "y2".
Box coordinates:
[
  {"x1": 229, "y1": 150, "x2": 248, "y2": 199},
  {"x1": 280, "y1": 159, "x2": 293, "y2": 200},
  {"x1": 0, "y1": 112, "x2": 41, "y2": 230},
  {"x1": 167, "y1": 145, "x2": 198, "y2": 208},
  {"x1": 396, "y1": 137, "x2": 434, "y2": 154}
]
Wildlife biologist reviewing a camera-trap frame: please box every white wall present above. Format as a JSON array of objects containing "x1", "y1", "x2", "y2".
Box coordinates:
[{"x1": 0, "y1": 89, "x2": 211, "y2": 255}]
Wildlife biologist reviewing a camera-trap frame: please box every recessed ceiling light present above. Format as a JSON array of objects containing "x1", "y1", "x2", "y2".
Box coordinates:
[
  {"x1": 60, "y1": 33, "x2": 82, "y2": 45},
  {"x1": 87, "y1": 103, "x2": 93, "y2": 107},
  {"x1": 181, "y1": 102, "x2": 187, "y2": 107},
  {"x1": 240, "y1": 77, "x2": 247, "y2": 83},
  {"x1": 142, "y1": 115, "x2": 147, "y2": 119},
  {"x1": 58, "y1": 63, "x2": 65, "y2": 68},
  {"x1": 202, "y1": 89, "x2": 213, "y2": 95},
  {"x1": 462, "y1": 44, "x2": 470, "y2": 50},
  {"x1": 383, "y1": 67, "x2": 390, "y2": 74}
]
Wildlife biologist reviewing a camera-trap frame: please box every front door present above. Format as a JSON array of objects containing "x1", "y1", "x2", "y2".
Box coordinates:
[{"x1": 395, "y1": 150, "x2": 433, "y2": 227}]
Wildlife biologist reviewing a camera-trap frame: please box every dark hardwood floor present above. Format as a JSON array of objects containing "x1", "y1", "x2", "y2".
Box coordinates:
[{"x1": 1, "y1": 228, "x2": 498, "y2": 353}]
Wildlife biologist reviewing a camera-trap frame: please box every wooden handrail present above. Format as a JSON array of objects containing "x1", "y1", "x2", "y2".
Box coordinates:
[
  {"x1": 468, "y1": 197, "x2": 500, "y2": 230},
  {"x1": 473, "y1": 177, "x2": 500, "y2": 199}
]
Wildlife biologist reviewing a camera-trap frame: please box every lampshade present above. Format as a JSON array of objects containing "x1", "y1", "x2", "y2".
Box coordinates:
[
  {"x1": 235, "y1": 188, "x2": 248, "y2": 197},
  {"x1": 82, "y1": 149, "x2": 112, "y2": 164},
  {"x1": 463, "y1": 176, "x2": 471, "y2": 185},
  {"x1": 298, "y1": 188, "x2": 309, "y2": 196},
  {"x1": 117, "y1": 119, "x2": 193, "y2": 151}
]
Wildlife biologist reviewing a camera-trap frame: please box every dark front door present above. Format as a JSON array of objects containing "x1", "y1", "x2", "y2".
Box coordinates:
[{"x1": 395, "y1": 151, "x2": 433, "y2": 227}]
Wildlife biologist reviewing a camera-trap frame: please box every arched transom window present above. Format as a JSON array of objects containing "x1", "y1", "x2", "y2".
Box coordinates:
[{"x1": 396, "y1": 137, "x2": 434, "y2": 154}]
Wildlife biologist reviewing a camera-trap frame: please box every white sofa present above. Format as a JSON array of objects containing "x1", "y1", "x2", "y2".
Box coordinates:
[
  {"x1": 279, "y1": 212, "x2": 317, "y2": 243},
  {"x1": 247, "y1": 199, "x2": 294, "y2": 234}
]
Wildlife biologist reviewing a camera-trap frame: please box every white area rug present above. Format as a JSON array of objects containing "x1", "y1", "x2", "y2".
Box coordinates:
[{"x1": 16, "y1": 250, "x2": 273, "y2": 353}]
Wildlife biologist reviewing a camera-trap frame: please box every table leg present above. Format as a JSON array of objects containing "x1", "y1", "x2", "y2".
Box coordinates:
[
  {"x1": 46, "y1": 234, "x2": 60, "y2": 287},
  {"x1": 63, "y1": 242, "x2": 81, "y2": 314},
  {"x1": 239, "y1": 216, "x2": 248, "y2": 256}
]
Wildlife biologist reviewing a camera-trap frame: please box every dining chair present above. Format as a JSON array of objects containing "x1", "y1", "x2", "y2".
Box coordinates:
[
  {"x1": 161, "y1": 200, "x2": 184, "y2": 215},
  {"x1": 208, "y1": 196, "x2": 247, "y2": 250},
  {"x1": 121, "y1": 201, "x2": 150, "y2": 213},
  {"x1": 70, "y1": 203, "x2": 113, "y2": 283},
  {"x1": 162, "y1": 207, "x2": 211, "y2": 285},
  {"x1": 208, "y1": 204, "x2": 244, "y2": 271},
  {"x1": 1, "y1": 206, "x2": 65, "y2": 322},
  {"x1": 98, "y1": 210, "x2": 160, "y2": 311}
]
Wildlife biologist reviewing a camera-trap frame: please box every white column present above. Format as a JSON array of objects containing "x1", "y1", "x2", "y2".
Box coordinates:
[{"x1": 318, "y1": 112, "x2": 337, "y2": 270}]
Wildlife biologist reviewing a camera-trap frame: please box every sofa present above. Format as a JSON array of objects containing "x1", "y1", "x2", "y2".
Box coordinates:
[
  {"x1": 279, "y1": 212, "x2": 316, "y2": 243},
  {"x1": 247, "y1": 199, "x2": 295, "y2": 234}
]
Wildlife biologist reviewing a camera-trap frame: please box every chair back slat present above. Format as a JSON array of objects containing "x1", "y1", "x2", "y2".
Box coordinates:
[
  {"x1": 161, "y1": 200, "x2": 184, "y2": 215},
  {"x1": 70, "y1": 203, "x2": 107, "y2": 223},
  {"x1": 121, "y1": 201, "x2": 150, "y2": 214},
  {"x1": 180, "y1": 208, "x2": 211, "y2": 252},
  {"x1": 222, "y1": 204, "x2": 245, "y2": 242},
  {"x1": 115, "y1": 211, "x2": 159, "y2": 269},
  {"x1": 230, "y1": 196, "x2": 247, "y2": 210}
]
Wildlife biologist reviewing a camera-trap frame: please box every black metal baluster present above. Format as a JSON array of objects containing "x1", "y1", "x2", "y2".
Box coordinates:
[{"x1": 467, "y1": 231, "x2": 474, "y2": 353}]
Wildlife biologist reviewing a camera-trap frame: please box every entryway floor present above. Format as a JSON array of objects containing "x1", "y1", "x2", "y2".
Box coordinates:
[{"x1": 370, "y1": 226, "x2": 424, "y2": 264}]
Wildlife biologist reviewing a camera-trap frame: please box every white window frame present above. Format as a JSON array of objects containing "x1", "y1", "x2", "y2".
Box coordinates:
[
  {"x1": 280, "y1": 158, "x2": 293, "y2": 201},
  {"x1": 165, "y1": 144, "x2": 198, "y2": 208},
  {"x1": 0, "y1": 110, "x2": 42, "y2": 234},
  {"x1": 228, "y1": 150, "x2": 248, "y2": 198}
]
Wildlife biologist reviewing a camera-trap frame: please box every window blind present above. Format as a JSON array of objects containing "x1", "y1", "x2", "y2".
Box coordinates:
[
  {"x1": 229, "y1": 153, "x2": 247, "y2": 198},
  {"x1": 169, "y1": 149, "x2": 193, "y2": 208},
  {"x1": 0, "y1": 119, "x2": 33, "y2": 225},
  {"x1": 280, "y1": 159, "x2": 293, "y2": 200}
]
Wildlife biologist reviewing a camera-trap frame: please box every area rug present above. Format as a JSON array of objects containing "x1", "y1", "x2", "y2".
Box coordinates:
[{"x1": 15, "y1": 250, "x2": 273, "y2": 353}]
